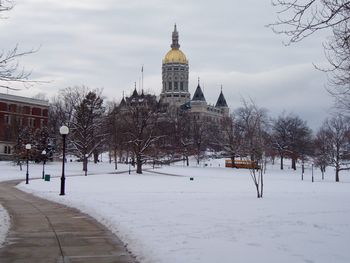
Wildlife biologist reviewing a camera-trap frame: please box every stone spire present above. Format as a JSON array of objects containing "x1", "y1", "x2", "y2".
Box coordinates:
[
  {"x1": 192, "y1": 82, "x2": 206, "y2": 102},
  {"x1": 171, "y1": 24, "x2": 180, "y2": 49},
  {"x1": 132, "y1": 82, "x2": 138, "y2": 97},
  {"x1": 215, "y1": 86, "x2": 228, "y2": 107}
]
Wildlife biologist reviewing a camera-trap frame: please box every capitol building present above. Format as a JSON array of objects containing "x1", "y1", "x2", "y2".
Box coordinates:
[{"x1": 123, "y1": 25, "x2": 230, "y2": 121}]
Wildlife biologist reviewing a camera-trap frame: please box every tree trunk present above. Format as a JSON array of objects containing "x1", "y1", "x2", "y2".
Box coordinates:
[
  {"x1": 231, "y1": 155, "x2": 235, "y2": 168},
  {"x1": 93, "y1": 151, "x2": 99, "y2": 163},
  {"x1": 301, "y1": 162, "x2": 304, "y2": 180},
  {"x1": 321, "y1": 165, "x2": 325, "y2": 180},
  {"x1": 136, "y1": 156, "x2": 142, "y2": 174},
  {"x1": 291, "y1": 157, "x2": 296, "y2": 170},
  {"x1": 83, "y1": 158, "x2": 87, "y2": 172},
  {"x1": 260, "y1": 170, "x2": 264, "y2": 198},
  {"x1": 255, "y1": 183, "x2": 260, "y2": 198},
  {"x1": 186, "y1": 155, "x2": 189, "y2": 166},
  {"x1": 280, "y1": 155, "x2": 284, "y2": 170},
  {"x1": 335, "y1": 168, "x2": 339, "y2": 182},
  {"x1": 114, "y1": 149, "x2": 117, "y2": 170}
]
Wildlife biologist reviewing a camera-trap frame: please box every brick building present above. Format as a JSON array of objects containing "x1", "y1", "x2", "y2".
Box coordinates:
[{"x1": 0, "y1": 93, "x2": 49, "y2": 160}]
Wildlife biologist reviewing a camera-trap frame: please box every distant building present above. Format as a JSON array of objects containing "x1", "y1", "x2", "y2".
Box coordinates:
[
  {"x1": 122, "y1": 25, "x2": 230, "y2": 121},
  {"x1": 0, "y1": 93, "x2": 49, "y2": 160},
  {"x1": 160, "y1": 25, "x2": 229, "y2": 120}
]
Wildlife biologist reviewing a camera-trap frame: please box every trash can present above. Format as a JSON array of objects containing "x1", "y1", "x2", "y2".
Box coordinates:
[{"x1": 44, "y1": 174, "x2": 50, "y2": 181}]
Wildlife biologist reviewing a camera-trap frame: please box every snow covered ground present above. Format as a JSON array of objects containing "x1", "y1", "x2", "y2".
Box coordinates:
[{"x1": 5, "y1": 159, "x2": 348, "y2": 263}]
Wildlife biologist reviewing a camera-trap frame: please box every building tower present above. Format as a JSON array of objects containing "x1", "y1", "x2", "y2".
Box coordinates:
[
  {"x1": 160, "y1": 25, "x2": 190, "y2": 106},
  {"x1": 215, "y1": 86, "x2": 229, "y2": 115}
]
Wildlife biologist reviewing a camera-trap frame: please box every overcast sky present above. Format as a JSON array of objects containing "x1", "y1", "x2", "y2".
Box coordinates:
[{"x1": 1, "y1": 0, "x2": 335, "y2": 129}]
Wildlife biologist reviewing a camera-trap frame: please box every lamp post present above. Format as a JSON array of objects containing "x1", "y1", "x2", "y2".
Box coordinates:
[
  {"x1": 59, "y1": 125, "x2": 69, "y2": 196},
  {"x1": 25, "y1": 144, "x2": 31, "y2": 184},
  {"x1": 42, "y1": 150, "x2": 46, "y2": 179}
]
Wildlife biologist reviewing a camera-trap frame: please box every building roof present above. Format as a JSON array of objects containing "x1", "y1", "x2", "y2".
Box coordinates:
[
  {"x1": 0, "y1": 93, "x2": 49, "y2": 107},
  {"x1": 192, "y1": 84, "x2": 206, "y2": 102},
  {"x1": 163, "y1": 49, "x2": 188, "y2": 64},
  {"x1": 120, "y1": 97, "x2": 126, "y2": 107},
  {"x1": 215, "y1": 90, "x2": 228, "y2": 107},
  {"x1": 131, "y1": 88, "x2": 138, "y2": 97}
]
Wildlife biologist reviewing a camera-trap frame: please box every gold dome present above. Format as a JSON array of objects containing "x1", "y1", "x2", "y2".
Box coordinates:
[{"x1": 163, "y1": 49, "x2": 188, "y2": 64}]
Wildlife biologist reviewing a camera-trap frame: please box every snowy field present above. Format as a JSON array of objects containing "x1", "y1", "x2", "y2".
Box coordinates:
[{"x1": 2, "y1": 159, "x2": 346, "y2": 263}]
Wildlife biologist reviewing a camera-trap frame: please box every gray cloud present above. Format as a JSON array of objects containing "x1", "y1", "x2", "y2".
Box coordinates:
[{"x1": 1, "y1": 0, "x2": 334, "y2": 130}]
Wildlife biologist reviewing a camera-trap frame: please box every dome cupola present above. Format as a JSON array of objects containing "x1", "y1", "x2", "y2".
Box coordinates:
[{"x1": 163, "y1": 24, "x2": 188, "y2": 64}]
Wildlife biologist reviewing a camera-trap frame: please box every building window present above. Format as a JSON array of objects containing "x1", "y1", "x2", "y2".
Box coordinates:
[
  {"x1": 168, "y1": 82, "x2": 172, "y2": 90},
  {"x1": 29, "y1": 118, "x2": 34, "y2": 127},
  {"x1": 174, "y1": 82, "x2": 178, "y2": 91},
  {"x1": 4, "y1": 146, "x2": 11, "y2": 154},
  {"x1": 180, "y1": 82, "x2": 184, "y2": 91},
  {"x1": 4, "y1": 115, "x2": 10, "y2": 125}
]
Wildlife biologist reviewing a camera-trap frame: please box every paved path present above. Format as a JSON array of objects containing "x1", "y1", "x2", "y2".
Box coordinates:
[{"x1": 0, "y1": 180, "x2": 138, "y2": 263}]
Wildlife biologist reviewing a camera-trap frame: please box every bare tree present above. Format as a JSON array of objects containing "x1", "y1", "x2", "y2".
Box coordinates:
[
  {"x1": 48, "y1": 86, "x2": 85, "y2": 159},
  {"x1": 191, "y1": 115, "x2": 210, "y2": 165},
  {"x1": 235, "y1": 100, "x2": 269, "y2": 198},
  {"x1": 0, "y1": 1, "x2": 38, "y2": 91},
  {"x1": 173, "y1": 111, "x2": 193, "y2": 166},
  {"x1": 106, "y1": 101, "x2": 129, "y2": 169},
  {"x1": 313, "y1": 128, "x2": 329, "y2": 180},
  {"x1": 272, "y1": 113, "x2": 313, "y2": 171},
  {"x1": 120, "y1": 91, "x2": 162, "y2": 174},
  {"x1": 270, "y1": 0, "x2": 350, "y2": 110},
  {"x1": 215, "y1": 114, "x2": 243, "y2": 168},
  {"x1": 271, "y1": 113, "x2": 292, "y2": 170},
  {"x1": 316, "y1": 115, "x2": 350, "y2": 181},
  {"x1": 0, "y1": 0, "x2": 13, "y2": 12},
  {"x1": 70, "y1": 89, "x2": 105, "y2": 173},
  {"x1": 48, "y1": 86, "x2": 105, "y2": 172}
]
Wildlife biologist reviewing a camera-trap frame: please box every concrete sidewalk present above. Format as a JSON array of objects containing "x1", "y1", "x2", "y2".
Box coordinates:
[{"x1": 0, "y1": 180, "x2": 138, "y2": 263}]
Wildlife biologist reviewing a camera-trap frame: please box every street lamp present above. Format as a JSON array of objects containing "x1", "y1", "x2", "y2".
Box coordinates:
[
  {"x1": 25, "y1": 144, "x2": 31, "y2": 184},
  {"x1": 59, "y1": 125, "x2": 69, "y2": 196},
  {"x1": 41, "y1": 150, "x2": 47, "y2": 179}
]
